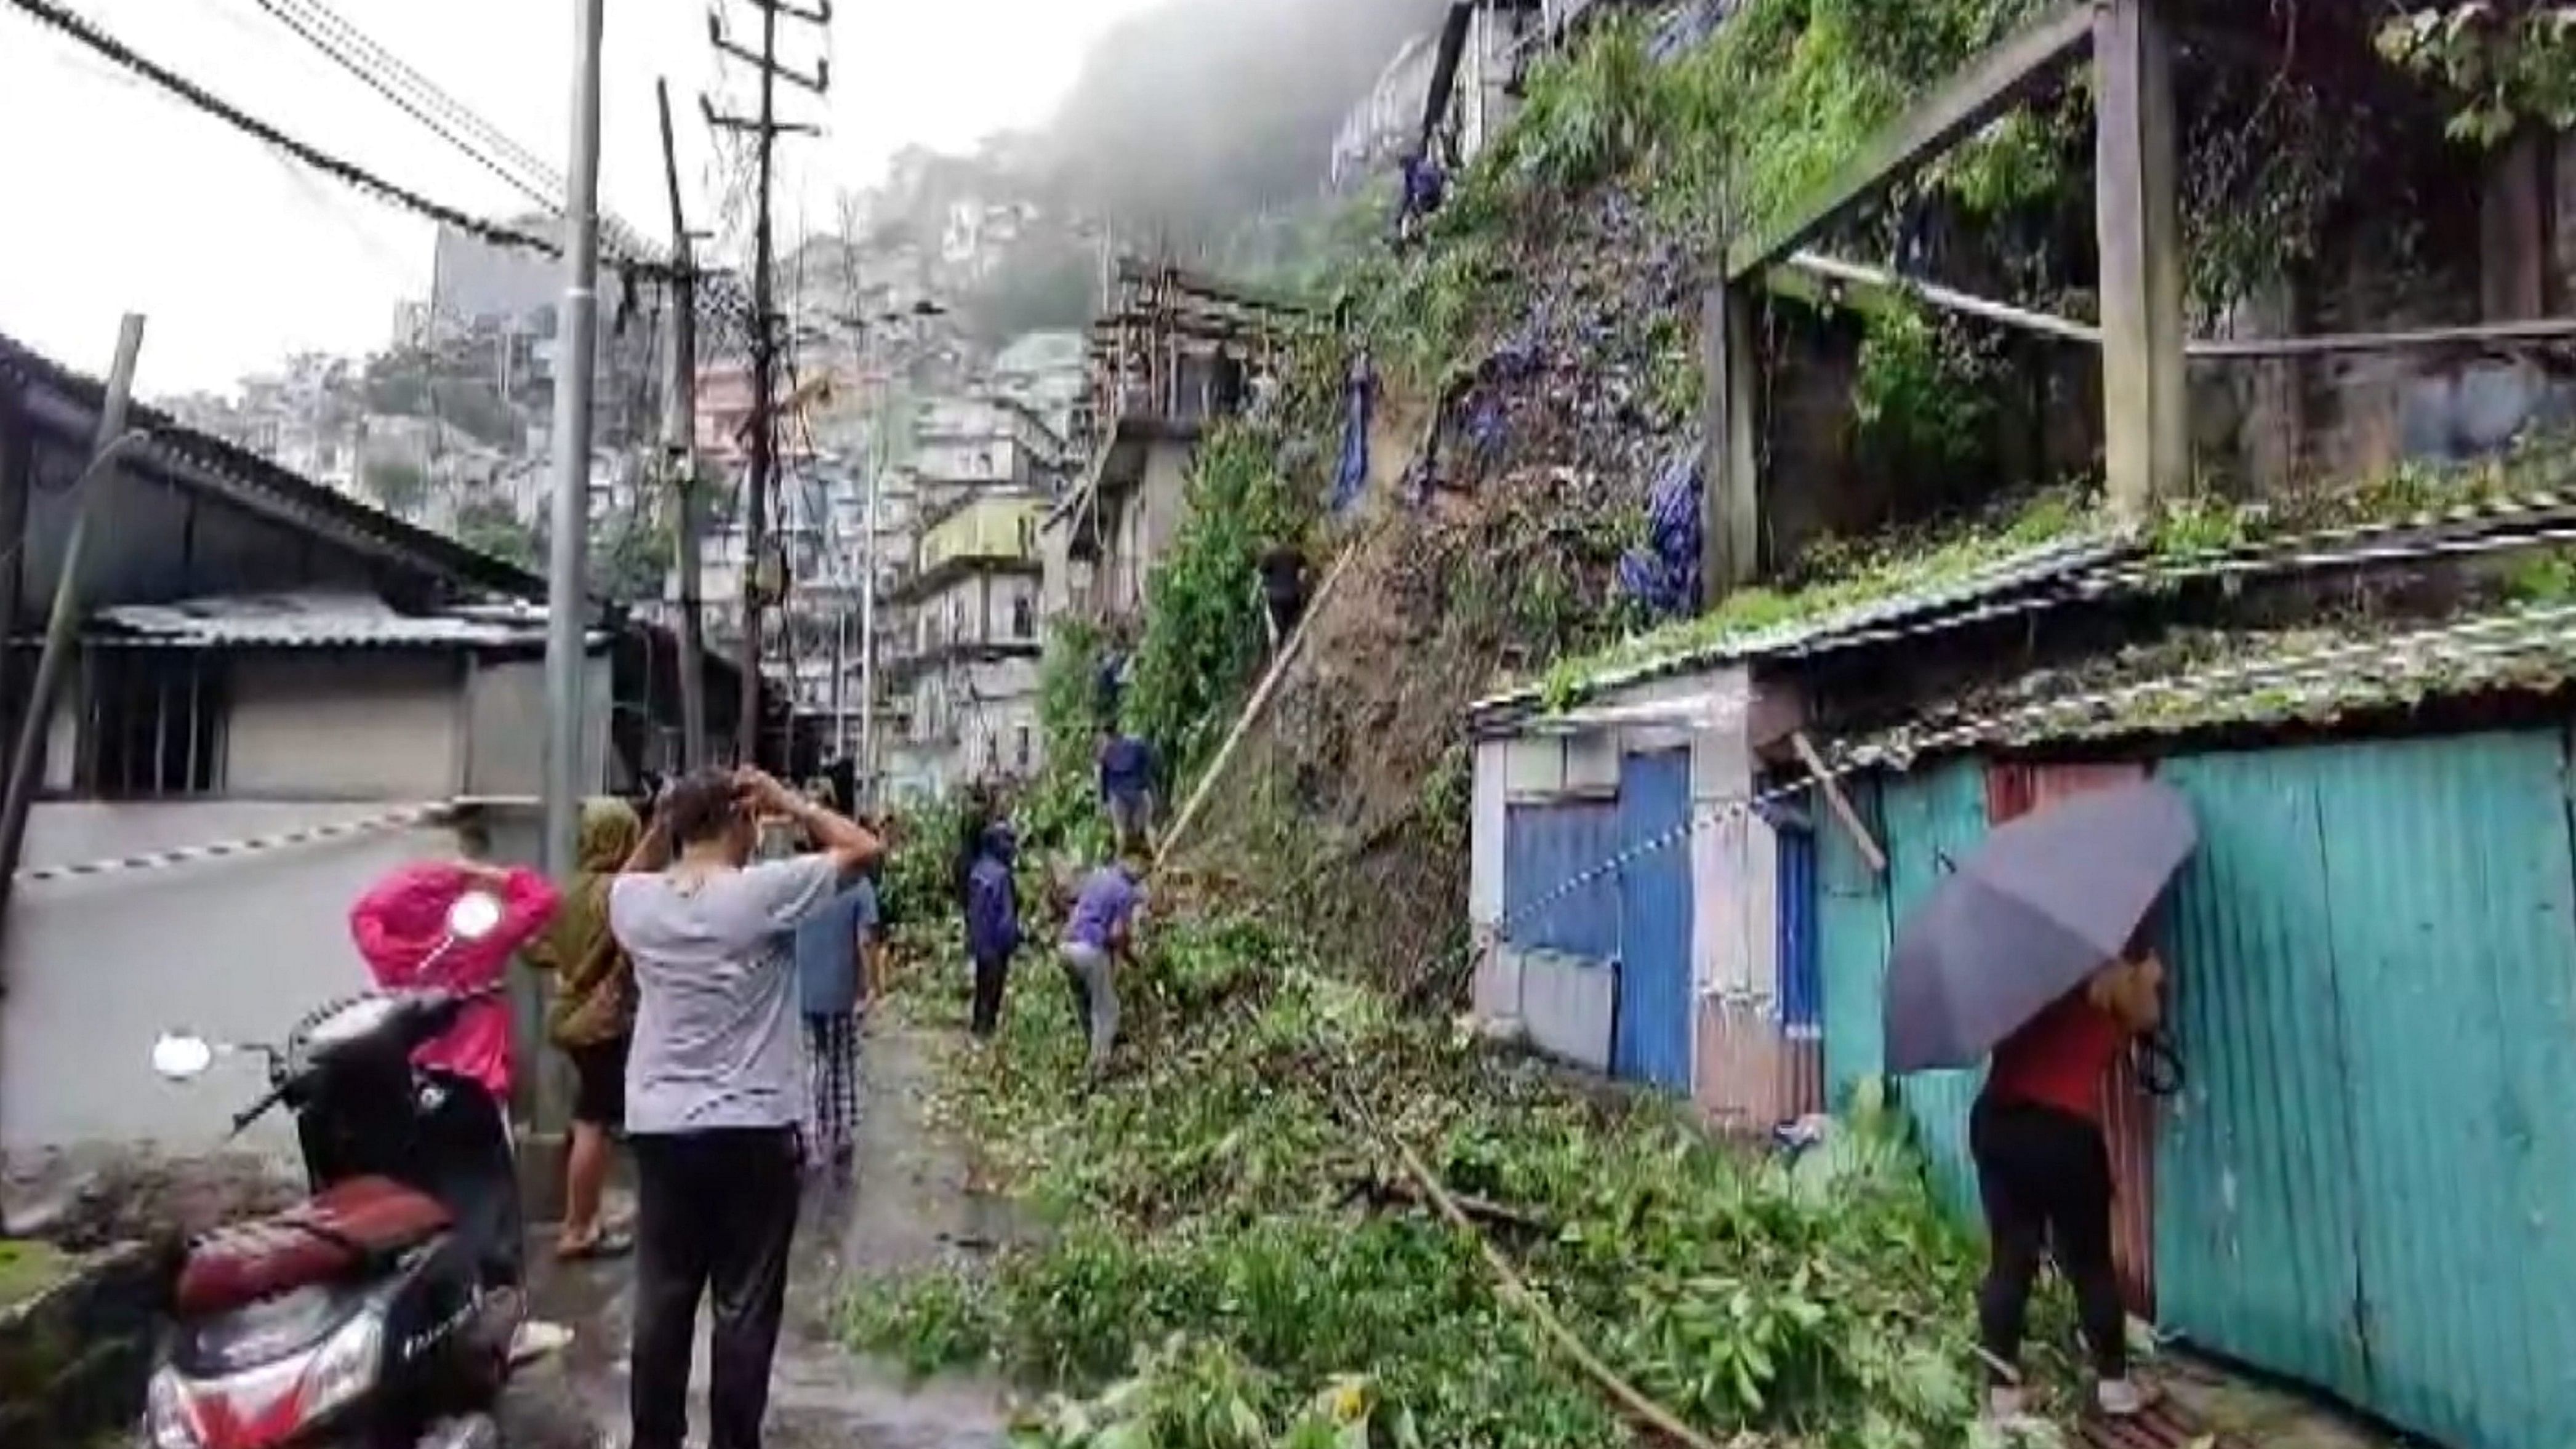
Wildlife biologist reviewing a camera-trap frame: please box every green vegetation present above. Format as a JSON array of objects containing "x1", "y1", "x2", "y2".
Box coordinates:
[
  {"x1": 450, "y1": 497, "x2": 539, "y2": 570},
  {"x1": 2379, "y1": 4, "x2": 2576, "y2": 145},
  {"x1": 0, "y1": 1240, "x2": 71, "y2": 1312},
  {"x1": 359, "y1": 457, "x2": 429, "y2": 518},
  {"x1": 1125, "y1": 425, "x2": 1317, "y2": 784},
  {"x1": 852, "y1": 910, "x2": 2048, "y2": 1449},
  {"x1": 1531, "y1": 487, "x2": 2091, "y2": 710}
]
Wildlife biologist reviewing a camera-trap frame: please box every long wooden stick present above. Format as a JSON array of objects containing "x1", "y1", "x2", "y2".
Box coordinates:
[
  {"x1": 1792, "y1": 730, "x2": 1887, "y2": 876},
  {"x1": 1154, "y1": 537, "x2": 1365, "y2": 871}
]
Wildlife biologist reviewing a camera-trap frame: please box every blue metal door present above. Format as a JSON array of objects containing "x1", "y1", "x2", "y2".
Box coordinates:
[
  {"x1": 1613, "y1": 749, "x2": 1693, "y2": 1088},
  {"x1": 1775, "y1": 825, "x2": 1823, "y2": 1117}
]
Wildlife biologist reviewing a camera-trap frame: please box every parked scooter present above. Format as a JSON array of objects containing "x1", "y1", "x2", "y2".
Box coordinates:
[{"x1": 139, "y1": 890, "x2": 522, "y2": 1449}]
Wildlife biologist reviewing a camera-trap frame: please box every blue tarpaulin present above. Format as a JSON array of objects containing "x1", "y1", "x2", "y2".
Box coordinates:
[
  {"x1": 1333, "y1": 353, "x2": 1378, "y2": 513},
  {"x1": 1617, "y1": 447, "x2": 1702, "y2": 617}
]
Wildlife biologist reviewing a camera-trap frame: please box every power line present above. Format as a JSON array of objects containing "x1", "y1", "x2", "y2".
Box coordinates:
[
  {"x1": 3, "y1": 0, "x2": 684, "y2": 282},
  {"x1": 243, "y1": 0, "x2": 558, "y2": 214},
  {"x1": 255, "y1": 0, "x2": 564, "y2": 195}
]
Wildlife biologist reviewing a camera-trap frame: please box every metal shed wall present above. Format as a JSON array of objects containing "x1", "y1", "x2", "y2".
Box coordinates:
[
  {"x1": 1817, "y1": 777, "x2": 1892, "y2": 1109},
  {"x1": 1816, "y1": 759, "x2": 1990, "y2": 1219},
  {"x1": 2159, "y1": 732, "x2": 2576, "y2": 1449},
  {"x1": 1877, "y1": 759, "x2": 1992, "y2": 1220},
  {"x1": 1501, "y1": 800, "x2": 1621, "y2": 961},
  {"x1": 1985, "y1": 760, "x2": 2159, "y2": 1318}
]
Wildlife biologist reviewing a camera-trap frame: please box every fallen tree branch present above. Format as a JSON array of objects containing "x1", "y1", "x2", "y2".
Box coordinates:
[
  {"x1": 1326, "y1": 1074, "x2": 1737, "y2": 1449},
  {"x1": 1343, "y1": 1172, "x2": 1555, "y2": 1236}
]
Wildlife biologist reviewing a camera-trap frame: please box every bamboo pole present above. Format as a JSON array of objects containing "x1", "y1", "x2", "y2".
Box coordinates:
[{"x1": 1154, "y1": 539, "x2": 1365, "y2": 871}]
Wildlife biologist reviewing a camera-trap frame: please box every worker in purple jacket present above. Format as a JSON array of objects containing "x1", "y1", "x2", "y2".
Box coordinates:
[
  {"x1": 963, "y1": 824, "x2": 1021, "y2": 1043},
  {"x1": 1059, "y1": 853, "x2": 1146, "y2": 1077}
]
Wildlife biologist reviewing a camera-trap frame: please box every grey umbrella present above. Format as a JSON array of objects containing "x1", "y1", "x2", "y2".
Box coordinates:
[{"x1": 1882, "y1": 781, "x2": 2196, "y2": 1075}]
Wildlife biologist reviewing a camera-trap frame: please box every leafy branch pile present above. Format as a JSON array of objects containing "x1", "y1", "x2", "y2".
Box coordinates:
[{"x1": 851, "y1": 908, "x2": 2074, "y2": 1449}]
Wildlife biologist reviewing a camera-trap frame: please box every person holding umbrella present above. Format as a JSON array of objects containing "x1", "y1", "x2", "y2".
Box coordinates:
[
  {"x1": 1972, "y1": 939, "x2": 2164, "y2": 1421},
  {"x1": 1879, "y1": 781, "x2": 2196, "y2": 1423}
]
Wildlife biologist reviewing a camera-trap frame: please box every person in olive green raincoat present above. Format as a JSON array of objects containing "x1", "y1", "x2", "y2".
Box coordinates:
[{"x1": 524, "y1": 797, "x2": 646, "y2": 1259}]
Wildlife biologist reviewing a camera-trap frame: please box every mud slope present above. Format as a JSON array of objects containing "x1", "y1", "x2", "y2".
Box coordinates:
[{"x1": 1178, "y1": 185, "x2": 1701, "y2": 1006}]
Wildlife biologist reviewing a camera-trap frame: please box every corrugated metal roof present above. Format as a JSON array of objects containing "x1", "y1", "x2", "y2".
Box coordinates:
[
  {"x1": 1475, "y1": 488, "x2": 2576, "y2": 730},
  {"x1": 88, "y1": 592, "x2": 580, "y2": 649},
  {"x1": 1853, "y1": 605, "x2": 2576, "y2": 763},
  {"x1": 0, "y1": 331, "x2": 547, "y2": 603},
  {"x1": 1471, "y1": 531, "x2": 2129, "y2": 719}
]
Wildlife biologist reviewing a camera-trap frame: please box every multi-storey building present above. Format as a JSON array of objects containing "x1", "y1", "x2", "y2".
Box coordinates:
[{"x1": 879, "y1": 491, "x2": 1049, "y2": 801}]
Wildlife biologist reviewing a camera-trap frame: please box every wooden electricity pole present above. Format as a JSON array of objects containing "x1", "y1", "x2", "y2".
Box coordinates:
[{"x1": 707, "y1": 0, "x2": 829, "y2": 765}]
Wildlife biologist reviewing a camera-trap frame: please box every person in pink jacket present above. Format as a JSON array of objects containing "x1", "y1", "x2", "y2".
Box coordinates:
[
  {"x1": 348, "y1": 859, "x2": 560, "y2": 1097},
  {"x1": 347, "y1": 858, "x2": 559, "y2": 1290}
]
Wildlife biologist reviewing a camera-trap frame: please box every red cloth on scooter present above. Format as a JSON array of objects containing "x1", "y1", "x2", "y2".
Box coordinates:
[{"x1": 175, "y1": 1176, "x2": 453, "y2": 1315}]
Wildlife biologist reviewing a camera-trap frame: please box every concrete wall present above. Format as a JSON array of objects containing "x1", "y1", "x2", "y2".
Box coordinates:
[
  {"x1": 460, "y1": 652, "x2": 615, "y2": 797},
  {"x1": 227, "y1": 653, "x2": 461, "y2": 798},
  {"x1": 0, "y1": 803, "x2": 471, "y2": 1159}
]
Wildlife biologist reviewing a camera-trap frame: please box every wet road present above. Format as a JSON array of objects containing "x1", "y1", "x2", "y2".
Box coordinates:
[{"x1": 503, "y1": 1027, "x2": 1014, "y2": 1448}]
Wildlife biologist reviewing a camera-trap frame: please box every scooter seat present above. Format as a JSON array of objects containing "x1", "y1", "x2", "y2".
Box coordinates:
[{"x1": 175, "y1": 1176, "x2": 454, "y2": 1315}]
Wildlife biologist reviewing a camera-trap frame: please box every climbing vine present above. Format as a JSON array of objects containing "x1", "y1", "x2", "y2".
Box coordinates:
[
  {"x1": 1124, "y1": 423, "x2": 1315, "y2": 785},
  {"x1": 1853, "y1": 297, "x2": 2002, "y2": 475}
]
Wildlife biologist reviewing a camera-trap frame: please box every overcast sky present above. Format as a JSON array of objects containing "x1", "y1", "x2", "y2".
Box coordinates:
[{"x1": 0, "y1": 0, "x2": 1165, "y2": 396}]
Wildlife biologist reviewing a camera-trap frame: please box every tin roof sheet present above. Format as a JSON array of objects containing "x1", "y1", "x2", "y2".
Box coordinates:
[
  {"x1": 1848, "y1": 604, "x2": 2576, "y2": 766},
  {"x1": 1470, "y1": 531, "x2": 2129, "y2": 719},
  {"x1": 90, "y1": 592, "x2": 579, "y2": 649}
]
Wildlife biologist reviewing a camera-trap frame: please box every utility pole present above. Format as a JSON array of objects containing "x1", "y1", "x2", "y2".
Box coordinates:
[
  {"x1": 706, "y1": 0, "x2": 829, "y2": 767},
  {"x1": 542, "y1": 0, "x2": 606, "y2": 880},
  {"x1": 0, "y1": 315, "x2": 144, "y2": 981},
  {"x1": 658, "y1": 78, "x2": 710, "y2": 771}
]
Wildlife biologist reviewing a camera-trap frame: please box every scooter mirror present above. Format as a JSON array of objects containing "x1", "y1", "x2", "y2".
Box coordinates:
[
  {"x1": 446, "y1": 890, "x2": 504, "y2": 942},
  {"x1": 151, "y1": 1033, "x2": 215, "y2": 1082}
]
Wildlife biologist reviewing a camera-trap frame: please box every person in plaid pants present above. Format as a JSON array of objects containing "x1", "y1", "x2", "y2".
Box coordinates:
[{"x1": 793, "y1": 864, "x2": 880, "y2": 1168}]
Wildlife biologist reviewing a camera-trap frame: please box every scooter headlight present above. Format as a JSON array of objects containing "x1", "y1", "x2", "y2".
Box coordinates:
[{"x1": 300, "y1": 1304, "x2": 385, "y2": 1422}]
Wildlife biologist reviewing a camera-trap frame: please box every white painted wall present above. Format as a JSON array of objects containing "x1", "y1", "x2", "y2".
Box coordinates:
[
  {"x1": 0, "y1": 803, "x2": 471, "y2": 1159},
  {"x1": 227, "y1": 654, "x2": 461, "y2": 798},
  {"x1": 1469, "y1": 739, "x2": 1506, "y2": 928}
]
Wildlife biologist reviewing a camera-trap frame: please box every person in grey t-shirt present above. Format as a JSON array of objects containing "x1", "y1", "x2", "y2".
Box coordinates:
[{"x1": 608, "y1": 766, "x2": 883, "y2": 1449}]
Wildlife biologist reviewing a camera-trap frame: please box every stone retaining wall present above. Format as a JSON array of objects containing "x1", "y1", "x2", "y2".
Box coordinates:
[{"x1": 0, "y1": 1240, "x2": 173, "y2": 1448}]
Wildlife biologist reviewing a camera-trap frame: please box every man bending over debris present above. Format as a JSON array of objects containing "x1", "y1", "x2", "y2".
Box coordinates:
[{"x1": 1059, "y1": 853, "x2": 1146, "y2": 1077}]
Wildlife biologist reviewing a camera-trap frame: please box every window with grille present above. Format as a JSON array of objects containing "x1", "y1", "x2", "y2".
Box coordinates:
[{"x1": 82, "y1": 651, "x2": 225, "y2": 798}]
